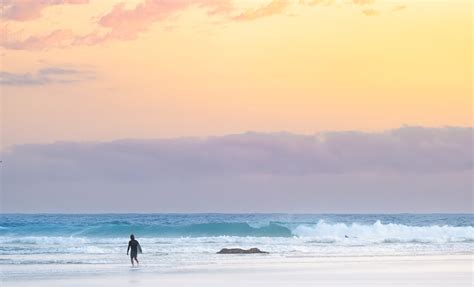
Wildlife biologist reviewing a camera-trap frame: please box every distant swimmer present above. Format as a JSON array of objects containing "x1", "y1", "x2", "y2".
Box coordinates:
[{"x1": 127, "y1": 234, "x2": 142, "y2": 267}]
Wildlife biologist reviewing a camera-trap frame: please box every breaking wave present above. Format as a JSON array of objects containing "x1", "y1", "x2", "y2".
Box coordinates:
[
  {"x1": 293, "y1": 220, "x2": 474, "y2": 243},
  {"x1": 1, "y1": 220, "x2": 472, "y2": 244}
]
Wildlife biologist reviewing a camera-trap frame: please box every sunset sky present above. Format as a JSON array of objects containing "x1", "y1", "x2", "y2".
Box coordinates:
[
  {"x1": 0, "y1": 0, "x2": 472, "y2": 212},
  {"x1": 1, "y1": 0, "x2": 472, "y2": 147}
]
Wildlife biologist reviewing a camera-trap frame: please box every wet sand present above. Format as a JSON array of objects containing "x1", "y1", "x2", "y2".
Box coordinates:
[{"x1": 1, "y1": 254, "x2": 472, "y2": 287}]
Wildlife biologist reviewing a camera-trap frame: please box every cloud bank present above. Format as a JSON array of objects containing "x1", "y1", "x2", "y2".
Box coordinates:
[
  {"x1": 1, "y1": 127, "x2": 472, "y2": 213},
  {"x1": 3, "y1": 126, "x2": 472, "y2": 180}
]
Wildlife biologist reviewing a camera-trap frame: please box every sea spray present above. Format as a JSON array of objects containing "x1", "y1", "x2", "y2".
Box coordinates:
[
  {"x1": 292, "y1": 220, "x2": 474, "y2": 243},
  {"x1": 0, "y1": 214, "x2": 472, "y2": 262}
]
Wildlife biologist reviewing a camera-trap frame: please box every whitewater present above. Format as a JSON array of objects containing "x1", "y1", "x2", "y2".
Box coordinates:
[{"x1": 0, "y1": 214, "x2": 472, "y2": 279}]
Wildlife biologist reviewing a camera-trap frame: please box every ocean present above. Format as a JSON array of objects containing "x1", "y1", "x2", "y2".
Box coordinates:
[{"x1": 1, "y1": 213, "x2": 473, "y2": 279}]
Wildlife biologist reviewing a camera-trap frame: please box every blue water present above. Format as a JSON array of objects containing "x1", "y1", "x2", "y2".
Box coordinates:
[
  {"x1": 1, "y1": 213, "x2": 473, "y2": 238},
  {"x1": 0, "y1": 213, "x2": 473, "y2": 279}
]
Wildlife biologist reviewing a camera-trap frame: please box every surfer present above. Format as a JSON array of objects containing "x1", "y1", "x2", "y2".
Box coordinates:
[{"x1": 127, "y1": 234, "x2": 142, "y2": 266}]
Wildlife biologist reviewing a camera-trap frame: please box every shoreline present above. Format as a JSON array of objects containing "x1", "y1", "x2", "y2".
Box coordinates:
[{"x1": 2, "y1": 254, "x2": 472, "y2": 287}]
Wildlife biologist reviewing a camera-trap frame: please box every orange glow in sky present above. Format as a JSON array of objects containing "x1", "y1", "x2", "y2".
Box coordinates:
[{"x1": 0, "y1": 0, "x2": 472, "y2": 147}]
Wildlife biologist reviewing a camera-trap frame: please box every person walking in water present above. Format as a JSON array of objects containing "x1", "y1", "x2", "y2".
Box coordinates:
[{"x1": 127, "y1": 234, "x2": 142, "y2": 266}]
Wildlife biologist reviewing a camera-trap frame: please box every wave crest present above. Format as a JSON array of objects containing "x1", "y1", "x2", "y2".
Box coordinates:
[
  {"x1": 292, "y1": 220, "x2": 474, "y2": 243},
  {"x1": 1, "y1": 222, "x2": 293, "y2": 238}
]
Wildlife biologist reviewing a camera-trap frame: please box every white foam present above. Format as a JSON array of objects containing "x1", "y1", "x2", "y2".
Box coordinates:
[{"x1": 292, "y1": 220, "x2": 474, "y2": 243}]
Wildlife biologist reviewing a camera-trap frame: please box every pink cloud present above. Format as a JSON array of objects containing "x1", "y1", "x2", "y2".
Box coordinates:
[
  {"x1": 2, "y1": 0, "x2": 289, "y2": 49},
  {"x1": 71, "y1": 30, "x2": 109, "y2": 46},
  {"x1": 93, "y1": 0, "x2": 290, "y2": 43},
  {"x1": 97, "y1": 0, "x2": 191, "y2": 41},
  {"x1": 233, "y1": 0, "x2": 289, "y2": 22},
  {"x1": 74, "y1": 0, "x2": 235, "y2": 45},
  {"x1": 2, "y1": 27, "x2": 74, "y2": 50},
  {"x1": 1, "y1": 0, "x2": 403, "y2": 50},
  {"x1": 1, "y1": 0, "x2": 89, "y2": 22},
  {"x1": 1, "y1": 0, "x2": 203, "y2": 49}
]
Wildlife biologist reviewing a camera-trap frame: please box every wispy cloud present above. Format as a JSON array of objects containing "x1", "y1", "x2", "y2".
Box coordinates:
[
  {"x1": 0, "y1": 0, "x2": 89, "y2": 21},
  {"x1": 233, "y1": 0, "x2": 289, "y2": 21},
  {"x1": 362, "y1": 8, "x2": 379, "y2": 16},
  {"x1": 0, "y1": 66, "x2": 95, "y2": 86},
  {"x1": 391, "y1": 5, "x2": 406, "y2": 12},
  {"x1": 1, "y1": 29, "x2": 74, "y2": 50},
  {"x1": 96, "y1": 0, "x2": 197, "y2": 41},
  {"x1": 1, "y1": 0, "x2": 401, "y2": 50},
  {"x1": 88, "y1": 0, "x2": 288, "y2": 44},
  {"x1": 1, "y1": 0, "x2": 283, "y2": 49}
]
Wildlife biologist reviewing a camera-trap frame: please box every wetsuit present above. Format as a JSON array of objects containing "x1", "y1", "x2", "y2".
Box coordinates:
[{"x1": 128, "y1": 239, "x2": 140, "y2": 258}]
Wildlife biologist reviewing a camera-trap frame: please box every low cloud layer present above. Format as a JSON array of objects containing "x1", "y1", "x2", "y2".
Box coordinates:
[
  {"x1": 1, "y1": 127, "x2": 472, "y2": 212},
  {"x1": 0, "y1": 66, "x2": 95, "y2": 86},
  {"x1": 3, "y1": 126, "x2": 472, "y2": 180}
]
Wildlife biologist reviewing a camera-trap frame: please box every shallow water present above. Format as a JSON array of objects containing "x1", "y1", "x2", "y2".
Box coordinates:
[{"x1": 0, "y1": 214, "x2": 472, "y2": 279}]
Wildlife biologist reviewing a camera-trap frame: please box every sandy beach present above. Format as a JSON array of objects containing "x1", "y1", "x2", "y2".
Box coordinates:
[
  {"x1": 2, "y1": 1, "x2": 471, "y2": 287},
  {"x1": 2, "y1": 254, "x2": 471, "y2": 287}
]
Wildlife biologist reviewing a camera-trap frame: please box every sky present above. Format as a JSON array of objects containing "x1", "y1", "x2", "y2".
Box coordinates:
[{"x1": 0, "y1": 0, "x2": 472, "y2": 212}]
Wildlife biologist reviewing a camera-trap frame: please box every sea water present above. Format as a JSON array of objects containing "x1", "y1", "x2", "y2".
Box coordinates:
[{"x1": 0, "y1": 214, "x2": 473, "y2": 279}]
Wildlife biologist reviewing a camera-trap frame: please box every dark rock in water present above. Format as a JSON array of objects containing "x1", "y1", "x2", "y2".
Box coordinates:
[{"x1": 217, "y1": 248, "x2": 269, "y2": 254}]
